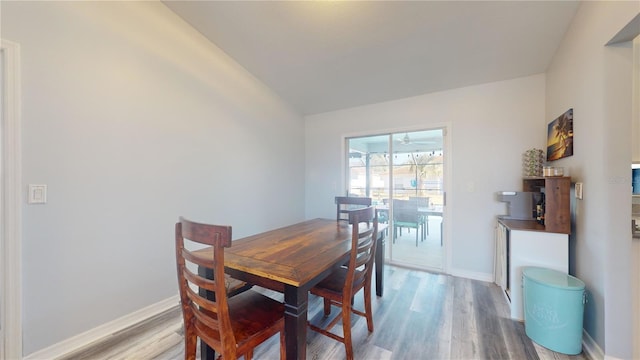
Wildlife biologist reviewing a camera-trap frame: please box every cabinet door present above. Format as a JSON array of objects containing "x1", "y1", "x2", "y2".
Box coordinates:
[
  {"x1": 508, "y1": 230, "x2": 568, "y2": 320},
  {"x1": 544, "y1": 177, "x2": 571, "y2": 233},
  {"x1": 494, "y1": 222, "x2": 507, "y2": 290}
]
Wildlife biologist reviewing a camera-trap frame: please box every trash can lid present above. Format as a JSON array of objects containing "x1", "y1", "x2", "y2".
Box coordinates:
[{"x1": 522, "y1": 266, "x2": 585, "y2": 290}]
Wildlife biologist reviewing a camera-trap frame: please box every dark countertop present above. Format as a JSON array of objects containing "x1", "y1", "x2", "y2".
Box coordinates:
[
  {"x1": 498, "y1": 218, "x2": 546, "y2": 232},
  {"x1": 497, "y1": 217, "x2": 569, "y2": 234}
]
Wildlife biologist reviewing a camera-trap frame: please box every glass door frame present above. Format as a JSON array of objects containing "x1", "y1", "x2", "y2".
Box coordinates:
[{"x1": 344, "y1": 127, "x2": 449, "y2": 273}]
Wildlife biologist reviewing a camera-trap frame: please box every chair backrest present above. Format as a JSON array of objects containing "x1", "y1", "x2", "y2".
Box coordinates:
[
  {"x1": 175, "y1": 217, "x2": 236, "y2": 357},
  {"x1": 392, "y1": 199, "x2": 421, "y2": 224},
  {"x1": 409, "y1": 196, "x2": 430, "y2": 208},
  {"x1": 344, "y1": 206, "x2": 378, "y2": 300},
  {"x1": 335, "y1": 196, "x2": 372, "y2": 222}
]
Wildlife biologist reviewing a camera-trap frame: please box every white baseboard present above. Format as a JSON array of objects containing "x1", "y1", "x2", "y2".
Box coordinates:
[
  {"x1": 24, "y1": 295, "x2": 180, "y2": 360},
  {"x1": 603, "y1": 356, "x2": 625, "y2": 360},
  {"x1": 582, "y1": 329, "x2": 605, "y2": 360},
  {"x1": 449, "y1": 267, "x2": 494, "y2": 282}
]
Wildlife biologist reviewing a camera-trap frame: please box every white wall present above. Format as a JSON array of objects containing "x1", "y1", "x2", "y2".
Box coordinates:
[
  {"x1": 305, "y1": 74, "x2": 546, "y2": 278},
  {"x1": 545, "y1": 2, "x2": 639, "y2": 358},
  {"x1": 1, "y1": 1, "x2": 305, "y2": 355},
  {"x1": 634, "y1": 236, "x2": 640, "y2": 360},
  {"x1": 634, "y1": 34, "x2": 640, "y2": 360}
]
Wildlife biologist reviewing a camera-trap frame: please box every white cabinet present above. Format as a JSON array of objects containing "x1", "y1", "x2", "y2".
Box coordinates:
[
  {"x1": 494, "y1": 222, "x2": 507, "y2": 290},
  {"x1": 496, "y1": 219, "x2": 569, "y2": 320}
]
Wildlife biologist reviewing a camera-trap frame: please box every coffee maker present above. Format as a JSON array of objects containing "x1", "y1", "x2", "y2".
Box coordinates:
[{"x1": 496, "y1": 191, "x2": 535, "y2": 220}]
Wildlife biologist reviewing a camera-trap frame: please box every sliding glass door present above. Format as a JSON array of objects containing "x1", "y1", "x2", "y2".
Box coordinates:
[{"x1": 347, "y1": 129, "x2": 445, "y2": 271}]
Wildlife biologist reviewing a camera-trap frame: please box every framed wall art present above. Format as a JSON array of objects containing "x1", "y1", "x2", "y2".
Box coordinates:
[{"x1": 546, "y1": 108, "x2": 573, "y2": 162}]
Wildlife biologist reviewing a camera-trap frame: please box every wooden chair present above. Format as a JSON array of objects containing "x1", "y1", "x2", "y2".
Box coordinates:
[
  {"x1": 309, "y1": 206, "x2": 378, "y2": 360},
  {"x1": 335, "y1": 196, "x2": 372, "y2": 222},
  {"x1": 392, "y1": 199, "x2": 425, "y2": 246},
  {"x1": 175, "y1": 217, "x2": 285, "y2": 360}
]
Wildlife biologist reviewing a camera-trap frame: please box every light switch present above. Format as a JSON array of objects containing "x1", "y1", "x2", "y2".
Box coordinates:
[
  {"x1": 28, "y1": 184, "x2": 47, "y2": 204},
  {"x1": 575, "y1": 182, "x2": 583, "y2": 200}
]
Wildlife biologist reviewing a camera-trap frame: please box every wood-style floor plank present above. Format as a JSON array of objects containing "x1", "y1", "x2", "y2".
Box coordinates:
[{"x1": 60, "y1": 266, "x2": 588, "y2": 360}]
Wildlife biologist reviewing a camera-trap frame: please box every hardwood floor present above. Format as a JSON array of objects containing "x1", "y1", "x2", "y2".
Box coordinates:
[{"x1": 60, "y1": 266, "x2": 588, "y2": 360}]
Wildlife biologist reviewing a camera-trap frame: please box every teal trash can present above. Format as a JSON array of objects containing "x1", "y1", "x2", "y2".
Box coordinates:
[{"x1": 522, "y1": 267, "x2": 586, "y2": 355}]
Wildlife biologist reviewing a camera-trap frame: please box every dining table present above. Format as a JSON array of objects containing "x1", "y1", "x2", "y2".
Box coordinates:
[{"x1": 193, "y1": 218, "x2": 387, "y2": 360}]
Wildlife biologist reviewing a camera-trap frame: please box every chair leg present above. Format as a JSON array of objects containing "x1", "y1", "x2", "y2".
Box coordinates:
[
  {"x1": 363, "y1": 283, "x2": 374, "y2": 332},
  {"x1": 279, "y1": 330, "x2": 286, "y2": 360},
  {"x1": 415, "y1": 228, "x2": 418, "y2": 247},
  {"x1": 184, "y1": 329, "x2": 197, "y2": 360},
  {"x1": 342, "y1": 304, "x2": 354, "y2": 360},
  {"x1": 323, "y1": 297, "x2": 332, "y2": 316}
]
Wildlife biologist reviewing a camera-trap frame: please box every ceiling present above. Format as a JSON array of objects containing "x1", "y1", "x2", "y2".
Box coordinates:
[{"x1": 163, "y1": 1, "x2": 580, "y2": 116}]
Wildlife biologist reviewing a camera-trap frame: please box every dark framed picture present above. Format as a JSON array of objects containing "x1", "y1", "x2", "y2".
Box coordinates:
[{"x1": 546, "y1": 108, "x2": 573, "y2": 162}]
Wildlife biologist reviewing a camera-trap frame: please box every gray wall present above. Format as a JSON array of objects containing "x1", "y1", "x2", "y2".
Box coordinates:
[
  {"x1": 305, "y1": 74, "x2": 547, "y2": 280},
  {"x1": 545, "y1": 2, "x2": 639, "y2": 358},
  {"x1": 305, "y1": 2, "x2": 640, "y2": 357},
  {"x1": 2, "y1": 2, "x2": 305, "y2": 354},
  {"x1": 5, "y1": 0, "x2": 638, "y2": 357}
]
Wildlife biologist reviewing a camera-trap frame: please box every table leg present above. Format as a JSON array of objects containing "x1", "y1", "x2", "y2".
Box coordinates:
[
  {"x1": 284, "y1": 285, "x2": 308, "y2": 360},
  {"x1": 375, "y1": 230, "x2": 385, "y2": 297}
]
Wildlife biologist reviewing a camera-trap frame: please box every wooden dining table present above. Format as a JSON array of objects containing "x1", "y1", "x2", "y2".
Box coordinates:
[{"x1": 193, "y1": 218, "x2": 387, "y2": 360}]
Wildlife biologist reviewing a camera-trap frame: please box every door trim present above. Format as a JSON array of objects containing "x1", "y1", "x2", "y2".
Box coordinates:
[
  {"x1": 1, "y1": 39, "x2": 23, "y2": 360},
  {"x1": 343, "y1": 124, "x2": 451, "y2": 273}
]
